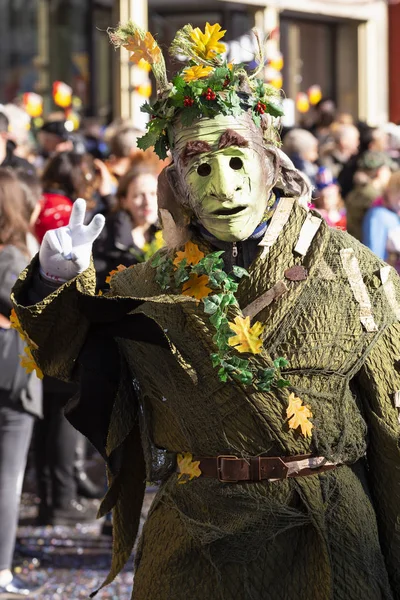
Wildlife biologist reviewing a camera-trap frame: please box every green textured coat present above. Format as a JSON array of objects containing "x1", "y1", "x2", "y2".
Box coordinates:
[{"x1": 12, "y1": 200, "x2": 400, "y2": 600}]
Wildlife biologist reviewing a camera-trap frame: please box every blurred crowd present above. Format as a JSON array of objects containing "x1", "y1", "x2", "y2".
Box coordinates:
[
  {"x1": 0, "y1": 96, "x2": 400, "y2": 595},
  {"x1": 282, "y1": 97, "x2": 400, "y2": 270}
]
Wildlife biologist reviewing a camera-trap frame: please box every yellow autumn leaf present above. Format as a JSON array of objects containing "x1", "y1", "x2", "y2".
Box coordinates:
[
  {"x1": 227, "y1": 315, "x2": 265, "y2": 354},
  {"x1": 19, "y1": 347, "x2": 43, "y2": 380},
  {"x1": 173, "y1": 241, "x2": 205, "y2": 267},
  {"x1": 105, "y1": 264, "x2": 127, "y2": 285},
  {"x1": 124, "y1": 30, "x2": 162, "y2": 65},
  {"x1": 177, "y1": 452, "x2": 202, "y2": 484},
  {"x1": 190, "y1": 22, "x2": 226, "y2": 60},
  {"x1": 286, "y1": 393, "x2": 313, "y2": 438},
  {"x1": 10, "y1": 308, "x2": 24, "y2": 337},
  {"x1": 182, "y1": 273, "x2": 212, "y2": 302},
  {"x1": 10, "y1": 309, "x2": 38, "y2": 349},
  {"x1": 183, "y1": 65, "x2": 213, "y2": 83}
]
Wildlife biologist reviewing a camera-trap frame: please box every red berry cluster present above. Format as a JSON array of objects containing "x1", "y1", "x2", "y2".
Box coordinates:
[
  {"x1": 203, "y1": 87, "x2": 216, "y2": 101},
  {"x1": 255, "y1": 101, "x2": 267, "y2": 114},
  {"x1": 223, "y1": 77, "x2": 230, "y2": 88},
  {"x1": 183, "y1": 96, "x2": 194, "y2": 107},
  {"x1": 150, "y1": 114, "x2": 157, "y2": 120}
]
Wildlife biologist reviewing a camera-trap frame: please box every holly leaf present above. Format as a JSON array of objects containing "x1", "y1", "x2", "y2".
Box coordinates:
[
  {"x1": 286, "y1": 393, "x2": 313, "y2": 438},
  {"x1": 155, "y1": 135, "x2": 169, "y2": 160},
  {"x1": 182, "y1": 273, "x2": 212, "y2": 302},
  {"x1": 180, "y1": 106, "x2": 201, "y2": 127},
  {"x1": 171, "y1": 75, "x2": 187, "y2": 94},
  {"x1": 266, "y1": 101, "x2": 284, "y2": 118},
  {"x1": 227, "y1": 316, "x2": 265, "y2": 354},
  {"x1": 140, "y1": 102, "x2": 154, "y2": 115}
]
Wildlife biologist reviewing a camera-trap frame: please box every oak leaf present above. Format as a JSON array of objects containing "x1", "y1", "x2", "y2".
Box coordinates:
[
  {"x1": 19, "y1": 347, "x2": 43, "y2": 380},
  {"x1": 227, "y1": 315, "x2": 264, "y2": 354},
  {"x1": 177, "y1": 452, "x2": 202, "y2": 484},
  {"x1": 190, "y1": 22, "x2": 226, "y2": 60},
  {"x1": 105, "y1": 264, "x2": 127, "y2": 284},
  {"x1": 173, "y1": 241, "x2": 205, "y2": 267},
  {"x1": 124, "y1": 30, "x2": 162, "y2": 65},
  {"x1": 10, "y1": 308, "x2": 38, "y2": 349},
  {"x1": 286, "y1": 393, "x2": 313, "y2": 438},
  {"x1": 182, "y1": 273, "x2": 212, "y2": 302}
]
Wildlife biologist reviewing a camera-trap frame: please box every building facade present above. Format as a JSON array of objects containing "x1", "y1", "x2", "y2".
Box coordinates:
[{"x1": 0, "y1": 0, "x2": 390, "y2": 126}]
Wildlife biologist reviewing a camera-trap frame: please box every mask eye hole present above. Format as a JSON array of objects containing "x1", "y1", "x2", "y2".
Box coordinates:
[
  {"x1": 197, "y1": 163, "x2": 211, "y2": 177},
  {"x1": 229, "y1": 157, "x2": 243, "y2": 170}
]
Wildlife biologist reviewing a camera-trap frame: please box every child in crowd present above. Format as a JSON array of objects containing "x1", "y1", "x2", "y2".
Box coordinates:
[
  {"x1": 363, "y1": 170, "x2": 400, "y2": 261},
  {"x1": 312, "y1": 167, "x2": 346, "y2": 230}
]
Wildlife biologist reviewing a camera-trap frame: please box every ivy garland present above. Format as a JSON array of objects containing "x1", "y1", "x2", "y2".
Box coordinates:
[{"x1": 151, "y1": 248, "x2": 290, "y2": 391}]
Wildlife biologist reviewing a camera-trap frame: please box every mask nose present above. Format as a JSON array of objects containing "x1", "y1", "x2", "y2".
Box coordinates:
[{"x1": 209, "y1": 157, "x2": 243, "y2": 197}]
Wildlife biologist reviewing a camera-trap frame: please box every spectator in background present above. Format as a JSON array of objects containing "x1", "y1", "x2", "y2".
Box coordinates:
[
  {"x1": 281, "y1": 128, "x2": 319, "y2": 190},
  {"x1": 363, "y1": 170, "x2": 400, "y2": 261},
  {"x1": 308, "y1": 97, "x2": 336, "y2": 145},
  {"x1": 313, "y1": 167, "x2": 346, "y2": 230},
  {"x1": 93, "y1": 154, "x2": 161, "y2": 288},
  {"x1": 0, "y1": 169, "x2": 42, "y2": 597},
  {"x1": 319, "y1": 124, "x2": 360, "y2": 181},
  {"x1": 346, "y1": 151, "x2": 396, "y2": 241},
  {"x1": 35, "y1": 151, "x2": 113, "y2": 243},
  {"x1": 0, "y1": 112, "x2": 33, "y2": 173},
  {"x1": 35, "y1": 119, "x2": 74, "y2": 172},
  {"x1": 15, "y1": 169, "x2": 43, "y2": 257},
  {"x1": 105, "y1": 125, "x2": 143, "y2": 183}
]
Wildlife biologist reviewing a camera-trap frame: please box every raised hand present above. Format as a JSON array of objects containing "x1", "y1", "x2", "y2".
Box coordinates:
[{"x1": 39, "y1": 198, "x2": 105, "y2": 282}]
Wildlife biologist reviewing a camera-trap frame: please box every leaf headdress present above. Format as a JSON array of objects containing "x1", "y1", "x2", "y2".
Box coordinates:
[{"x1": 110, "y1": 21, "x2": 284, "y2": 159}]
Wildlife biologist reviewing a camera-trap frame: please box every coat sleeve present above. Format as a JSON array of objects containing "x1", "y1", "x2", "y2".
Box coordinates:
[
  {"x1": 354, "y1": 320, "x2": 400, "y2": 596},
  {"x1": 11, "y1": 255, "x2": 97, "y2": 382}
]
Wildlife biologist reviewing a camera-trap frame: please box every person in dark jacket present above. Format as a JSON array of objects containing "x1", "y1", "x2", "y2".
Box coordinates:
[
  {"x1": 0, "y1": 169, "x2": 42, "y2": 597},
  {"x1": 93, "y1": 155, "x2": 161, "y2": 288}
]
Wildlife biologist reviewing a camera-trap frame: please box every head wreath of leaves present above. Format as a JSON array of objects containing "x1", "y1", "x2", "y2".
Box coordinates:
[{"x1": 109, "y1": 21, "x2": 284, "y2": 159}]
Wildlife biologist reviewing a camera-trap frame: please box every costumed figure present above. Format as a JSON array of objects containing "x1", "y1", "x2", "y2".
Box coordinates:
[{"x1": 11, "y1": 22, "x2": 400, "y2": 600}]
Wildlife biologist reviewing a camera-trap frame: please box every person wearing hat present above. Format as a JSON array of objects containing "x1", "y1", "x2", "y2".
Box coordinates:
[
  {"x1": 36, "y1": 119, "x2": 74, "y2": 165},
  {"x1": 345, "y1": 150, "x2": 396, "y2": 241},
  {"x1": 10, "y1": 21, "x2": 400, "y2": 600},
  {"x1": 313, "y1": 166, "x2": 346, "y2": 230}
]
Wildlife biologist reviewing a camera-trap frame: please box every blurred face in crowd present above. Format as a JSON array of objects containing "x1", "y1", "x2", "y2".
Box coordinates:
[
  {"x1": 370, "y1": 129, "x2": 388, "y2": 153},
  {"x1": 338, "y1": 127, "x2": 359, "y2": 156},
  {"x1": 377, "y1": 165, "x2": 392, "y2": 189},
  {"x1": 386, "y1": 189, "x2": 400, "y2": 215},
  {"x1": 121, "y1": 173, "x2": 158, "y2": 226},
  {"x1": 318, "y1": 184, "x2": 341, "y2": 212},
  {"x1": 37, "y1": 131, "x2": 73, "y2": 156},
  {"x1": 301, "y1": 139, "x2": 319, "y2": 164}
]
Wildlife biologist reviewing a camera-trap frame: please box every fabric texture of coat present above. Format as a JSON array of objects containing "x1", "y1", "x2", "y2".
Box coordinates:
[{"x1": 12, "y1": 198, "x2": 400, "y2": 600}]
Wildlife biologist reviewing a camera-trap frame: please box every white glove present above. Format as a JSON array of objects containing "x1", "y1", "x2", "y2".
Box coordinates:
[{"x1": 39, "y1": 198, "x2": 105, "y2": 282}]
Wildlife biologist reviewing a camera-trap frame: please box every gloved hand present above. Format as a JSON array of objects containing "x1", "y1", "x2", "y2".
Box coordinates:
[{"x1": 39, "y1": 198, "x2": 105, "y2": 282}]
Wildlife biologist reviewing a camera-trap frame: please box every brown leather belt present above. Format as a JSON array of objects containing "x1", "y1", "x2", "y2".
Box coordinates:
[{"x1": 192, "y1": 454, "x2": 337, "y2": 483}]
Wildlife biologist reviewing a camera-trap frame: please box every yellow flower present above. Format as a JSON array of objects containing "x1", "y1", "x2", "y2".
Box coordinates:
[
  {"x1": 183, "y1": 65, "x2": 213, "y2": 83},
  {"x1": 190, "y1": 22, "x2": 226, "y2": 60},
  {"x1": 177, "y1": 452, "x2": 201, "y2": 484},
  {"x1": 19, "y1": 347, "x2": 43, "y2": 380},
  {"x1": 286, "y1": 393, "x2": 313, "y2": 438}
]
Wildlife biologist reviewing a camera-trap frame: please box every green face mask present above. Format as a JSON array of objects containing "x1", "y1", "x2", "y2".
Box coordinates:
[{"x1": 173, "y1": 114, "x2": 270, "y2": 242}]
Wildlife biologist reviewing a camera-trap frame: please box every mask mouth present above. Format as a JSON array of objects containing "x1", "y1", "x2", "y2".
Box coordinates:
[{"x1": 211, "y1": 205, "x2": 247, "y2": 217}]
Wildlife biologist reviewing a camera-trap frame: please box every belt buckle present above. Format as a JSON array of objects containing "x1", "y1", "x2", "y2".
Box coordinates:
[{"x1": 217, "y1": 455, "x2": 239, "y2": 483}]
